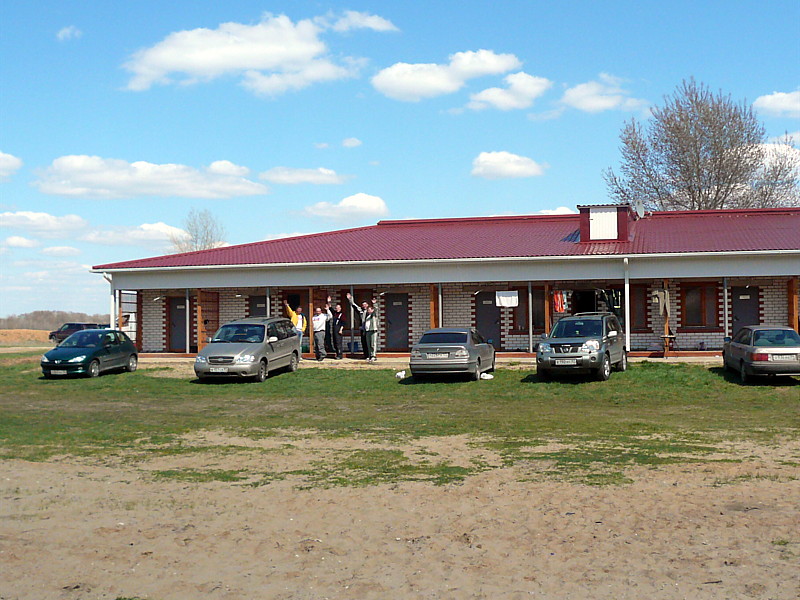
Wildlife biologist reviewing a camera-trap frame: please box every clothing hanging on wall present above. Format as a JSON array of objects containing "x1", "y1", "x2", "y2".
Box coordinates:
[
  {"x1": 553, "y1": 290, "x2": 566, "y2": 313},
  {"x1": 495, "y1": 290, "x2": 519, "y2": 307}
]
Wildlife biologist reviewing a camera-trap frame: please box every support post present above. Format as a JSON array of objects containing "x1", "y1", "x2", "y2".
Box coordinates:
[
  {"x1": 527, "y1": 281, "x2": 533, "y2": 353},
  {"x1": 789, "y1": 277, "x2": 799, "y2": 333},
  {"x1": 106, "y1": 274, "x2": 115, "y2": 329},
  {"x1": 544, "y1": 283, "x2": 552, "y2": 335},
  {"x1": 266, "y1": 287, "x2": 271, "y2": 317},
  {"x1": 437, "y1": 283, "x2": 443, "y2": 328},
  {"x1": 623, "y1": 258, "x2": 631, "y2": 352},
  {"x1": 350, "y1": 285, "x2": 355, "y2": 356},
  {"x1": 196, "y1": 290, "x2": 204, "y2": 353},
  {"x1": 723, "y1": 277, "x2": 730, "y2": 338},
  {"x1": 663, "y1": 278, "x2": 670, "y2": 358},
  {"x1": 185, "y1": 289, "x2": 191, "y2": 354},
  {"x1": 429, "y1": 284, "x2": 438, "y2": 328}
]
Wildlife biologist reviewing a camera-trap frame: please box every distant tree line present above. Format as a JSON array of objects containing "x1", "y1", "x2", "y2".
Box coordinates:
[{"x1": 0, "y1": 310, "x2": 108, "y2": 331}]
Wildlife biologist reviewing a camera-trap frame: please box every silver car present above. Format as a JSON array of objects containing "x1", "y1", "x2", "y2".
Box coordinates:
[
  {"x1": 410, "y1": 327, "x2": 495, "y2": 381},
  {"x1": 194, "y1": 317, "x2": 300, "y2": 382},
  {"x1": 723, "y1": 326, "x2": 800, "y2": 383},
  {"x1": 536, "y1": 312, "x2": 627, "y2": 381}
]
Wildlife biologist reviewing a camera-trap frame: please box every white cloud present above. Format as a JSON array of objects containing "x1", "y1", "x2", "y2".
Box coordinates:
[
  {"x1": 561, "y1": 73, "x2": 648, "y2": 113},
  {"x1": 769, "y1": 131, "x2": 800, "y2": 144},
  {"x1": 260, "y1": 167, "x2": 349, "y2": 184},
  {"x1": 41, "y1": 246, "x2": 81, "y2": 257},
  {"x1": 372, "y1": 49, "x2": 521, "y2": 102},
  {"x1": 80, "y1": 222, "x2": 187, "y2": 247},
  {"x1": 330, "y1": 11, "x2": 399, "y2": 33},
  {"x1": 342, "y1": 137, "x2": 362, "y2": 148},
  {"x1": 471, "y1": 151, "x2": 546, "y2": 179},
  {"x1": 262, "y1": 232, "x2": 315, "y2": 241},
  {"x1": 0, "y1": 211, "x2": 88, "y2": 238},
  {"x1": 304, "y1": 192, "x2": 388, "y2": 220},
  {"x1": 753, "y1": 90, "x2": 800, "y2": 118},
  {"x1": 124, "y1": 13, "x2": 390, "y2": 97},
  {"x1": 34, "y1": 155, "x2": 267, "y2": 199},
  {"x1": 538, "y1": 206, "x2": 577, "y2": 215},
  {"x1": 57, "y1": 26, "x2": 82, "y2": 41},
  {"x1": 468, "y1": 72, "x2": 553, "y2": 111},
  {"x1": 3, "y1": 236, "x2": 39, "y2": 248},
  {"x1": 314, "y1": 142, "x2": 330, "y2": 149},
  {"x1": 0, "y1": 151, "x2": 23, "y2": 180}
]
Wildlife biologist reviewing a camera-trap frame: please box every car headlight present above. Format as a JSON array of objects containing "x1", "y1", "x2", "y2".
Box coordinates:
[
  {"x1": 538, "y1": 343, "x2": 551, "y2": 353},
  {"x1": 410, "y1": 349, "x2": 422, "y2": 359},
  {"x1": 195, "y1": 355, "x2": 207, "y2": 363},
  {"x1": 41, "y1": 355, "x2": 50, "y2": 363},
  {"x1": 68, "y1": 355, "x2": 87, "y2": 363},
  {"x1": 453, "y1": 349, "x2": 469, "y2": 358},
  {"x1": 580, "y1": 340, "x2": 601, "y2": 352},
  {"x1": 235, "y1": 354, "x2": 256, "y2": 363}
]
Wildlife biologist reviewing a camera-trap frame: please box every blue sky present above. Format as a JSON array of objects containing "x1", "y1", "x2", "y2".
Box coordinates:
[{"x1": 1, "y1": 0, "x2": 798, "y2": 317}]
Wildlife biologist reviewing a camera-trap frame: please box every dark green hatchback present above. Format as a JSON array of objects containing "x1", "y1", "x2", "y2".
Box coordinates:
[{"x1": 41, "y1": 329, "x2": 138, "y2": 378}]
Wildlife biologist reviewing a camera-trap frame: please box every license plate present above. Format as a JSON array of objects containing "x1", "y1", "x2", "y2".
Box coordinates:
[
  {"x1": 50, "y1": 369, "x2": 67, "y2": 375},
  {"x1": 772, "y1": 354, "x2": 797, "y2": 362},
  {"x1": 209, "y1": 367, "x2": 229, "y2": 373},
  {"x1": 426, "y1": 353, "x2": 448, "y2": 359},
  {"x1": 554, "y1": 359, "x2": 577, "y2": 366}
]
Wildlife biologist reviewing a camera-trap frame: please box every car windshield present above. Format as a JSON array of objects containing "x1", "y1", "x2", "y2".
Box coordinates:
[
  {"x1": 419, "y1": 332, "x2": 468, "y2": 344},
  {"x1": 60, "y1": 331, "x2": 102, "y2": 348},
  {"x1": 60, "y1": 323, "x2": 77, "y2": 331},
  {"x1": 550, "y1": 319, "x2": 603, "y2": 338},
  {"x1": 753, "y1": 330, "x2": 800, "y2": 347},
  {"x1": 211, "y1": 324, "x2": 265, "y2": 344}
]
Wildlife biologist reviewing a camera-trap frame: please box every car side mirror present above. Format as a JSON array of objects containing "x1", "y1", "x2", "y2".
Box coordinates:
[
  {"x1": 268, "y1": 336, "x2": 278, "y2": 343},
  {"x1": 608, "y1": 330, "x2": 618, "y2": 338},
  {"x1": 723, "y1": 336, "x2": 731, "y2": 343}
]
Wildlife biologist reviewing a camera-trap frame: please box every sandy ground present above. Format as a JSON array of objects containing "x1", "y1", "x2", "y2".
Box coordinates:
[
  {"x1": 1, "y1": 436, "x2": 798, "y2": 600},
  {"x1": 0, "y1": 329, "x2": 50, "y2": 346}
]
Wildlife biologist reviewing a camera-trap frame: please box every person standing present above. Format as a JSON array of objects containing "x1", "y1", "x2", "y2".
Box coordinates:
[
  {"x1": 284, "y1": 300, "x2": 307, "y2": 359},
  {"x1": 362, "y1": 304, "x2": 379, "y2": 362},
  {"x1": 327, "y1": 296, "x2": 346, "y2": 360},
  {"x1": 347, "y1": 293, "x2": 376, "y2": 360},
  {"x1": 311, "y1": 304, "x2": 331, "y2": 361}
]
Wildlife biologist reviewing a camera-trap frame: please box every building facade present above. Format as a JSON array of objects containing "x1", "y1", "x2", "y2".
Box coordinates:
[{"x1": 94, "y1": 205, "x2": 800, "y2": 355}]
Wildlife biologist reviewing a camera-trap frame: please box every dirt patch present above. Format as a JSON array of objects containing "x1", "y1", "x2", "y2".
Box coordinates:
[
  {"x1": 1, "y1": 440, "x2": 798, "y2": 599},
  {"x1": 0, "y1": 329, "x2": 50, "y2": 346}
]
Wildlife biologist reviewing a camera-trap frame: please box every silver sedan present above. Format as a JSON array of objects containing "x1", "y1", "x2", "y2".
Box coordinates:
[
  {"x1": 723, "y1": 326, "x2": 800, "y2": 383},
  {"x1": 409, "y1": 328, "x2": 495, "y2": 381}
]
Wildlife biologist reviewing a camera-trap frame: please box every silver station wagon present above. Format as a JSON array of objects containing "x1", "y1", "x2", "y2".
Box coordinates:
[
  {"x1": 410, "y1": 327, "x2": 495, "y2": 381},
  {"x1": 194, "y1": 317, "x2": 300, "y2": 382},
  {"x1": 723, "y1": 325, "x2": 800, "y2": 383}
]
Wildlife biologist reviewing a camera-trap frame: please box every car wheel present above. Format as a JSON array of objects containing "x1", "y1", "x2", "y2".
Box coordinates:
[
  {"x1": 126, "y1": 354, "x2": 138, "y2": 372},
  {"x1": 88, "y1": 360, "x2": 100, "y2": 378},
  {"x1": 254, "y1": 360, "x2": 268, "y2": 382},
  {"x1": 287, "y1": 352, "x2": 299, "y2": 373},
  {"x1": 739, "y1": 362, "x2": 749, "y2": 384},
  {"x1": 615, "y1": 351, "x2": 627, "y2": 372},
  {"x1": 596, "y1": 354, "x2": 611, "y2": 381},
  {"x1": 471, "y1": 358, "x2": 481, "y2": 381}
]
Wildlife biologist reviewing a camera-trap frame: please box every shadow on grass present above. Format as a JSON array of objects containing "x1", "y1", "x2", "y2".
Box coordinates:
[
  {"x1": 709, "y1": 366, "x2": 799, "y2": 387},
  {"x1": 398, "y1": 374, "x2": 473, "y2": 385},
  {"x1": 520, "y1": 373, "x2": 603, "y2": 385}
]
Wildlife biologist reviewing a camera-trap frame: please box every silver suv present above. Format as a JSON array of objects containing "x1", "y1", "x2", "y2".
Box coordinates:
[
  {"x1": 536, "y1": 312, "x2": 627, "y2": 381},
  {"x1": 194, "y1": 317, "x2": 300, "y2": 382}
]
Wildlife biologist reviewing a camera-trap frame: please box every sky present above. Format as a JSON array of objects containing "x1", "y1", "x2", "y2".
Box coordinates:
[{"x1": 1, "y1": 0, "x2": 799, "y2": 317}]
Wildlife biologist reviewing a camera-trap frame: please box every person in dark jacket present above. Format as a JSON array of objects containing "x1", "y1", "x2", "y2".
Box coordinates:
[
  {"x1": 347, "y1": 292, "x2": 377, "y2": 360},
  {"x1": 327, "y1": 296, "x2": 347, "y2": 360}
]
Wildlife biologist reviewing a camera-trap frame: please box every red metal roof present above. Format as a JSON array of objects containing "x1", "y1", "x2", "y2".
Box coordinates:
[{"x1": 93, "y1": 208, "x2": 800, "y2": 270}]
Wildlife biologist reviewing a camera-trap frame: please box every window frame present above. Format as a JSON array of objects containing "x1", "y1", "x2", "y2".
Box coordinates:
[
  {"x1": 679, "y1": 282, "x2": 722, "y2": 332},
  {"x1": 510, "y1": 286, "x2": 546, "y2": 334}
]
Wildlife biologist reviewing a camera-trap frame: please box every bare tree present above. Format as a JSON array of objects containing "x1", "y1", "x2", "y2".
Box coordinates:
[
  {"x1": 605, "y1": 78, "x2": 799, "y2": 211},
  {"x1": 171, "y1": 208, "x2": 227, "y2": 253}
]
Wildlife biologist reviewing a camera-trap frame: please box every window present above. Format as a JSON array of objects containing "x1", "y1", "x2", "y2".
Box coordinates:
[
  {"x1": 681, "y1": 284, "x2": 720, "y2": 329},
  {"x1": 512, "y1": 288, "x2": 545, "y2": 332},
  {"x1": 732, "y1": 328, "x2": 752, "y2": 345},
  {"x1": 630, "y1": 286, "x2": 650, "y2": 332},
  {"x1": 419, "y1": 332, "x2": 468, "y2": 344}
]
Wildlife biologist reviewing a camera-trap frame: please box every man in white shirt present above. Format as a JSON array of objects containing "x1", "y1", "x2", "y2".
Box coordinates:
[{"x1": 312, "y1": 303, "x2": 331, "y2": 361}]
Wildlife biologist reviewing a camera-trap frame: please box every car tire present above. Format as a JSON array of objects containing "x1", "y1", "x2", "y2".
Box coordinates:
[
  {"x1": 126, "y1": 354, "x2": 138, "y2": 373},
  {"x1": 615, "y1": 351, "x2": 627, "y2": 372},
  {"x1": 254, "y1": 360, "x2": 268, "y2": 383},
  {"x1": 287, "y1": 352, "x2": 299, "y2": 373},
  {"x1": 88, "y1": 360, "x2": 100, "y2": 378},
  {"x1": 596, "y1": 354, "x2": 611, "y2": 381},
  {"x1": 739, "y1": 361, "x2": 750, "y2": 384},
  {"x1": 489, "y1": 355, "x2": 496, "y2": 373},
  {"x1": 471, "y1": 358, "x2": 481, "y2": 381}
]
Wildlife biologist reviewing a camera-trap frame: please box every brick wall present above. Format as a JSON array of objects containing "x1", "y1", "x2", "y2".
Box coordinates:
[{"x1": 141, "y1": 290, "x2": 167, "y2": 352}]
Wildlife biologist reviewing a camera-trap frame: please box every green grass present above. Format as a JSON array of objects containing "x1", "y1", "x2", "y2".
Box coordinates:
[{"x1": 0, "y1": 352, "x2": 798, "y2": 486}]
